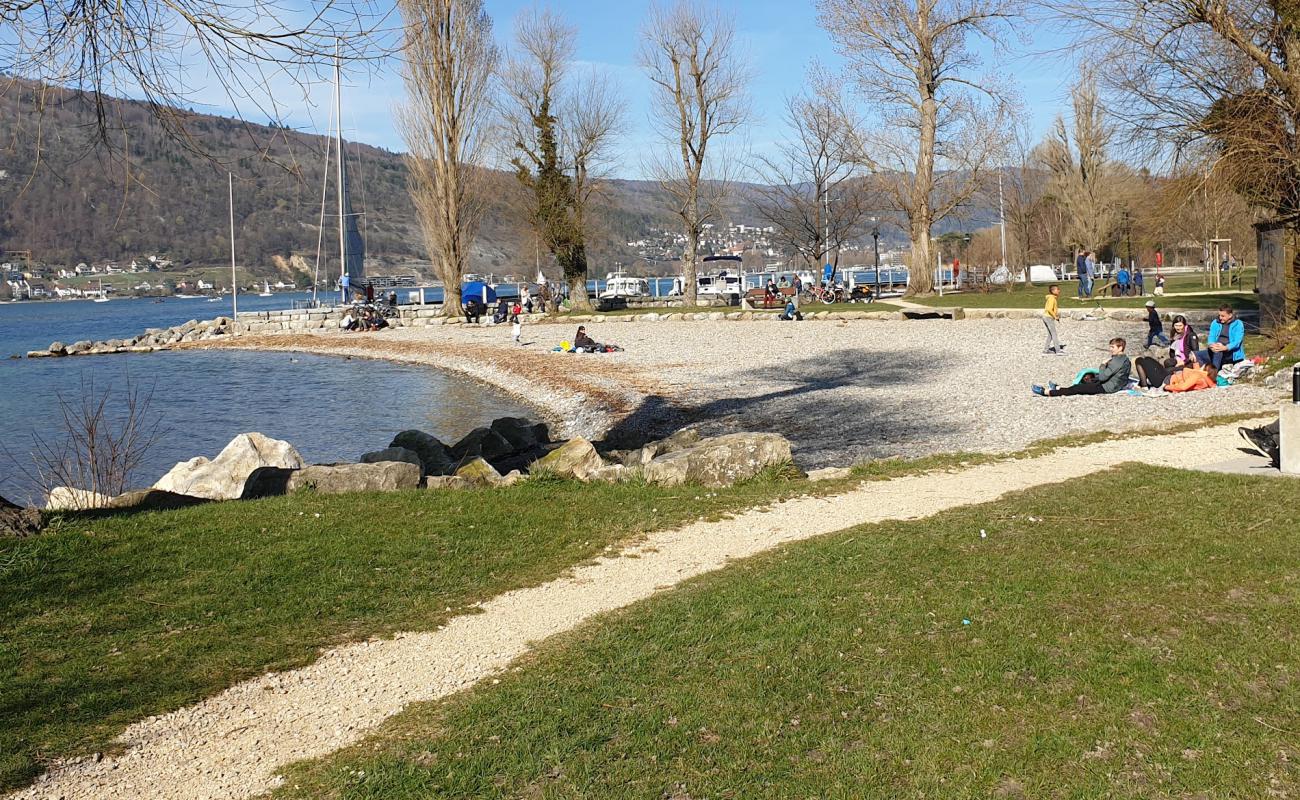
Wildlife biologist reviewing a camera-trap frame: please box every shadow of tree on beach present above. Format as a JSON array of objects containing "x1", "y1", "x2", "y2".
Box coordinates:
[{"x1": 601, "y1": 347, "x2": 964, "y2": 469}]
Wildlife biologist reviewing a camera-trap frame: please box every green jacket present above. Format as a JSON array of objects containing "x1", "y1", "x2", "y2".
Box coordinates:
[{"x1": 1097, "y1": 354, "x2": 1131, "y2": 393}]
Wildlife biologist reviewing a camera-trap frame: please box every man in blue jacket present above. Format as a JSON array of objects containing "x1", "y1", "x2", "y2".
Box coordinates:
[{"x1": 1198, "y1": 305, "x2": 1245, "y2": 370}]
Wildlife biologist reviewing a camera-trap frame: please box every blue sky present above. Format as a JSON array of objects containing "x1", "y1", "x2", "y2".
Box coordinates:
[{"x1": 199, "y1": 0, "x2": 1075, "y2": 179}]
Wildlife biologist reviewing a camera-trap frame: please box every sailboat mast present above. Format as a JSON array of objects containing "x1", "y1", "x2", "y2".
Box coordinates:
[
  {"x1": 229, "y1": 172, "x2": 238, "y2": 319},
  {"x1": 334, "y1": 43, "x2": 347, "y2": 305}
]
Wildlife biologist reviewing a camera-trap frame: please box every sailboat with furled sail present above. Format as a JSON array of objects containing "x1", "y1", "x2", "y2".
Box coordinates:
[{"x1": 312, "y1": 44, "x2": 367, "y2": 309}]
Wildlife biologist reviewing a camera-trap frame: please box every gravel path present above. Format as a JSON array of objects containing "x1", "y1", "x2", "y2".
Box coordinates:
[
  {"x1": 213, "y1": 318, "x2": 1281, "y2": 469},
  {"x1": 10, "y1": 419, "x2": 1274, "y2": 800}
]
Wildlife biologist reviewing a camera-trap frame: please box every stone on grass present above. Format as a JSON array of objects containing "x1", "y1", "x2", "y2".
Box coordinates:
[
  {"x1": 243, "y1": 462, "x2": 422, "y2": 497},
  {"x1": 637, "y1": 428, "x2": 702, "y2": 465},
  {"x1": 154, "y1": 432, "x2": 303, "y2": 500},
  {"x1": 806, "y1": 466, "x2": 852, "y2": 482},
  {"x1": 389, "y1": 430, "x2": 455, "y2": 476},
  {"x1": 360, "y1": 446, "x2": 423, "y2": 468},
  {"x1": 642, "y1": 432, "x2": 793, "y2": 487},
  {"x1": 587, "y1": 464, "x2": 633, "y2": 483},
  {"x1": 530, "y1": 438, "x2": 604, "y2": 479},
  {"x1": 291, "y1": 462, "x2": 421, "y2": 494},
  {"x1": 44, "y1": 486, "x2": 112, "y2": 510},
  {"x1": 1, "y1": 495, "x2": 43, "y2": 537},
  {"x1": 108, "y1": 489, "x2": 209, "y2": 511},
  {"x1": 455, "y1": 457, "x2": 503, "y2": 486},
  {"x1": 425, "y1": 475, "x2": 472, "y2": 490}
]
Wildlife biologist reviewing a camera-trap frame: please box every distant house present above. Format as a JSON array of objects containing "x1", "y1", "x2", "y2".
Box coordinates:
[
  {"x1": 28, "y1": 281, "x2": 50, "y2": 298},
  {"x1": 196, "y1": 279, "x2": 213, "y2": 290},
  {"x1": 5, "y1": 279, "x2": 30, "y2": 300},
  {"x1": 135, "y1": 281, "x2": 154, "y2": 291}
]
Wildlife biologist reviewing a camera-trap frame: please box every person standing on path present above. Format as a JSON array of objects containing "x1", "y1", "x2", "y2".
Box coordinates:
[
  {"x1": 1144, "y1": 300, "x2": 1170, "y2": 348},
  {"x1": 1085, "y1": 251, "x2": 1097, "y2": 297},
  {"x1": 1042, "y1": 284, "x2": 1065, "y2": 355},
  {"x1": 1075, "y1": 250, "x2": 1088, "y2": 299},
  {"x1": 339, "y1": 272, "x2": 350, "y2": 305}
]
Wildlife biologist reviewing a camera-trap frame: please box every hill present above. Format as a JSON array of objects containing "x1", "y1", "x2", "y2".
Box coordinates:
[
  {"x1": 0, "y1": 83, "x2": 722, "y2": 279},
  {"x1": 0, "y1": 83, "x2": 995, "y2": 281}
]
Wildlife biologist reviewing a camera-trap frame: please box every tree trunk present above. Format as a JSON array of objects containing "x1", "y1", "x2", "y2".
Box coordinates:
[
  {"x1": 562, "y1": 242, "x2": 592, "y2": 310},
  {"x1": 908, "y1": 212, "x2": 934, "y2": 296},
  {"x1": 682, "y1": 217, "x2": 699, "y2": 307},
  {"x1": 907, "y1": 56, "x2": 938, "y2": 297}
]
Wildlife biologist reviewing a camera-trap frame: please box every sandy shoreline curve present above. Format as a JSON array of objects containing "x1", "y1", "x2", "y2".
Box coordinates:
[
  {"x1": 186, "y1": 318, "x2": 1282, "y2": 469},
  {"x1": 185, "y1": 330, "x2": 659, "y2": 443}
]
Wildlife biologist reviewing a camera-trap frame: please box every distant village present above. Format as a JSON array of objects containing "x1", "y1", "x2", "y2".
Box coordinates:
[
  {"x1": 627, "y1": 222, "x2": 910, "y2": 271},
  {"x1": 3, "y1": 220, "x2": 915, "y2": 301},
  {"x1": 2, "y1": 254, "x2": 295, "y2": 301}
]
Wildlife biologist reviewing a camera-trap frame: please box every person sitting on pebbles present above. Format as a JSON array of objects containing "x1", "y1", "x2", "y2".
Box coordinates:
[{"x1": 1032, "y1": 337, "x2": 1131, "y2": 397}]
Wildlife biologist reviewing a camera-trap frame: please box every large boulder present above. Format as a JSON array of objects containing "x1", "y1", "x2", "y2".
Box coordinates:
[
  {"x1": 530, "y1": 438, "x2": 604, "y2": 480},
  {"x1": 360, "y1": 446, "x2": 423, "y2": 469},
  {"x1": 44, "y1": 486, "x2": 112, "y2": 510},
  {"x1": 289, "y1": 462, "x2": 421, "y2": 494},
  {"x1": 450, "y1": 427, "x2": 515, "y2": 465},
  {"x1": 1, "y1": 495, "x2": 43, "y2": 538},
  {"x1": 389, "y1": 430, "x2": 455, "y2": 476},
  {"x1": 242, "y1": 462, "x2": 421, "y2": 497},
  {"x1": 489, "y1": 417, "x2": 550, "y2": 451},
  {"x1": 642, "y1": 432, "x2": 793, "y2": 487},
  {"x1": 154, "y1": 432, "x2": 303, "y2": 500},
  {"x1": 454, "y1": 457, "x2": 503, "y2": 486}
]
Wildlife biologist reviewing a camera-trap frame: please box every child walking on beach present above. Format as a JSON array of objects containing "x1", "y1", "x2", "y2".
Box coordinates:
[
  {"x1": 510, "y1": 301, "x2": 523, "y2": 344},
  {"x1": 1042, "y1": 284, "x2": 1065, "y2": 355},
  {"x1": 1144, "y1": 300, "x2": 1170, "y2": 348}
]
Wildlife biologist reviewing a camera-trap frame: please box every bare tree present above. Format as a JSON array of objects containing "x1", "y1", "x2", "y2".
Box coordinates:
[
  {"x1": 639, "y1": 1, "x2": 749, "y2": 306},
  {"x1": 498, "y1": 8, "x2": 624, "y2": 311},
  {"x1": 752, "y1": 81, "x2": 869, "y2": 275},
  {"x1": 2, "y1": 1, "x2": 392, "y2": 152},
  {"x1": 818, "y1": 0, "x2": 1018, "y2": 296},
  {"x1": 1040, "y1": 70, "x2": 1121, "y2": 259},
  {"x1": 564, "y1": 74, "x2": 626, "y2": 298},
  {"x1": 398, "y1": 0, "x2": 497, "y2": 316},
  {"x1": 7, "y1": 378, "x2": 163, "y2": 510},
  {"x1": 1056, "y1": 0, "x2": 1300, "y2": 320}
]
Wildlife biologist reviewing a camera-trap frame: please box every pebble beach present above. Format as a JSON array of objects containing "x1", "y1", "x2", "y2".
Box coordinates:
[{"x1": 206, "y1": 315, "x2": 1283, "y2": 469}]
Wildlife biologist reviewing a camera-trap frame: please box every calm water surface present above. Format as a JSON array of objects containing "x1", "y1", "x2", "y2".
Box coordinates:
[{"x1": 0, "y1": 294, "x2": 535, "y2": 504}]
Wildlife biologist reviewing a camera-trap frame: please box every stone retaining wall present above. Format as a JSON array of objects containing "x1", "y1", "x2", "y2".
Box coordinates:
[
  {"x1": 22, "y1": 303, "x2": 1250, "y2": 358},
  {"x1": 230, "y1": 303, "x2": 1242, "y2": 334}
]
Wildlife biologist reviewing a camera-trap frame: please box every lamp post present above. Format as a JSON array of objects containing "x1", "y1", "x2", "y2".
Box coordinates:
[{"x1": 872, "y1": 223, "x2": 881, "y2": 298}]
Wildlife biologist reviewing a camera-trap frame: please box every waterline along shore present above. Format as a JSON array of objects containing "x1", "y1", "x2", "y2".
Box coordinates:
[
  {"x1": 193, "y1": 317, "x2": 1278, "y2": 470},
  {"x1": 14, "y1": 302, "x2": 1282, "y2": 470}
]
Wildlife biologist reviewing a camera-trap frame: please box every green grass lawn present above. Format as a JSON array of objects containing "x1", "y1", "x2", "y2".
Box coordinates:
[
  {"x1": 909, "y1": 287, "x2": 1257, "y2": 311},
  {"x1": 270, "y1": 465, "x2": 1300, "y2": 800},
  {"x1": 0, "y1": 472, "x2": 829, "y2": 792}
]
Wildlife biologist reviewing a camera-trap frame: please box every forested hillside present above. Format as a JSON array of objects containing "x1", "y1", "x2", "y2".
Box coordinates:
[{"x1": 0, "y1": 82, "x2": 707, "y2": 277}]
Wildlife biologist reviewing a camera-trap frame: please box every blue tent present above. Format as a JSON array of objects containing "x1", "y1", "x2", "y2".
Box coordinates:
[{"x1": 461, "y1": 281, "x2": 497, "y2": 305}]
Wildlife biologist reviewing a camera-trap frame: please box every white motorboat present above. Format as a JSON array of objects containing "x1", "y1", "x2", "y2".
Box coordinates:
[{"x1": 599, "y1": 271, "x2": 651, "y2": 300}]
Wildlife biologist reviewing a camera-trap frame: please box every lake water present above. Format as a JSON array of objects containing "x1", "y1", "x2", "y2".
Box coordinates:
[{"x1": 0, "y1": 293, "x2": 536, "y2": 504}]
